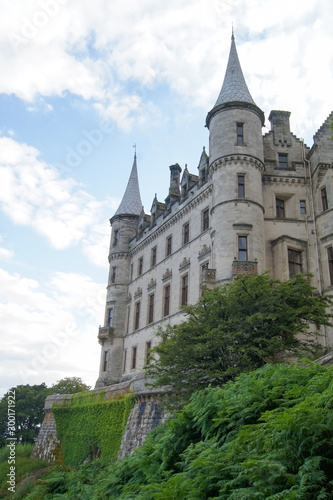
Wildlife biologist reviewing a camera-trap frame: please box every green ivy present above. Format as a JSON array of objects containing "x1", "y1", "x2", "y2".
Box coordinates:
[{"x1": 52, "y1": 392, "x2": 135, "y2": 466}]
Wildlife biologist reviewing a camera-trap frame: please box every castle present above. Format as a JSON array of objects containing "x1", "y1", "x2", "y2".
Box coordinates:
[{"x1": 95, "y1": 33, "x2": 333, "y2": 389}]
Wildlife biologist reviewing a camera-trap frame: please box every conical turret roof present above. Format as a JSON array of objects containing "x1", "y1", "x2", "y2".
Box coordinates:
[
  {"x1": 214, "y1": 33, "x2": 255, "y2": 107},
  {"x1": 114, "y1": 154, "x2": 142, "y2": 217}
]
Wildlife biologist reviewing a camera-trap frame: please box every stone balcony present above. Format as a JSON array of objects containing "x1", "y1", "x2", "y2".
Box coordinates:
[
  {"x1": 201, "y1": 268, "x2": 216, "y2": 291},
  {"x1": 98, "y1": 326, "x2": 114, "y2": 344},
  {"x1": 232, "y1": 260, "x2": 258, "y2": 276}
]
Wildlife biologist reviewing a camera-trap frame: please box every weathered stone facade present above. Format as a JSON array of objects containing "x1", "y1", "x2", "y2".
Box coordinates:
[{"x1": 95, "y1": 33, "x2": 333, "y2": 389}]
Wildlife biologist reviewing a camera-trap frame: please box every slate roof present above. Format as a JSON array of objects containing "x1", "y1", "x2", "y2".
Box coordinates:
[
  {"x1": 214, "y1": 34, "x2": 256, "y2": 107},
  {"x1": 114, "y1": 154, "x2": 142, "y2": 216}
]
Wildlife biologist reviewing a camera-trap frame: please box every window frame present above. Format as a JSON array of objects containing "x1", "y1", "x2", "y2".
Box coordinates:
[
  {"x1": 278, "y1": 153, "x2": 288, "y2": 169},
  {"x1": 151, "y1": 246, "x2": 157, "y2": 267},
  {"x1": 163, "y1": 284, "x2": 170, "y2": 317},
  {"x1": 103, "y1": 351, "x2": 108, "y2": 372},
  {"x1": 148, "y1": 293, "x2": 154, "y2": 324},
  {"x1": 276, "y1": 198, "x2": 285, "y2": 218},
  {"x1": 288, "y1": 248, "x2": 303, "y2": 277},
  {"x1": 131, "y1": 346, "x2": 137, "y2": 370},
  {"x1": 138, "y1": 257, "x2": 143, "y2": 276},
  {"x1": 123, "y1": 349, "x2": 127, "y2": 373},
  {"x1": 328, "y1": 246, "x2": 333, "y2": 286},
  {"x1": 300, "y1": 200, "x2": 306, "y2": 215},
  {"x1": 166, "y1": 235, "x2": 172, "y2": 256},
  {"x1": 238, "y1": 174, "x2": 245, "y2": 198},
  {"x1": 181, "y1": 274, "x2": 189, "y2": 307},
  {"x1": 145, "y1": 341, "x2": 152, "y2": 366},
  {"x1": 202, "y1": 208, "x2": 209, "y2": 232},
  {"x1": 238, "y1": 236, "x2": 248, "y2": 261},
  {"x1": 321, "y1": 187, "x2": 328, "y2": 211},
  {"x1": 183, "y1": 222, "x2": 190, "y2": 245},
  {"x1": 134, "y1": 301, "x2": 140, "y2": 330},
  {"x1": 113, "y1": 229, "x2": 119, "y2": 246},
  {"x1": 236, "y1": 122, "x2": 244, "y2": 145},
  {"x1": 108, "y1": 308, "x2": 113, "y2": 327},
  {"x1": 111, "y1": 266, "x2": 117, "y2": 283}
]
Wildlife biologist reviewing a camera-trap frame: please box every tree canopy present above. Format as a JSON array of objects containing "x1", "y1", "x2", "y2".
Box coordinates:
[
  {"x1": 145, "y1": 273, "x2": 333, "y2": 404},
  {"x1": 0, "y1": 377, "x2": 91, "y2": 446}
]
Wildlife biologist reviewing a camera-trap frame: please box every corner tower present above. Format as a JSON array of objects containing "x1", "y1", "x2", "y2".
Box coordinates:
[
  {"x1": 95, "y1": 154, "x2": 142, "y2": 388},
  {"x1": 206, "y1": 32, "x2": 266, "y2": 281}
]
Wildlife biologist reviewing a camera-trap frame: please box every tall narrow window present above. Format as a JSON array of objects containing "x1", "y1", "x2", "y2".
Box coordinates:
[
  {"x1": 164, "y1": 284, "x2": 170, "y2": 317},
  {"x1": 201, "y1": 168, "x2": 207, "y2": 183},
  {"x1": 238, "y1": 174, "x2": 245, "y2": 198},
  {"x1": 103, "y1": 351, "x2": 108, "y2": 372},
  {"x1": 131, "y1": 346, "x2": 137, "y2": 370},
  {"x1": 288, "y1": 249, "x2": 302, "y2": 277},
  {"x1": 151, "y1": 246, "x2": 157, "y2": 267},
  {"x1": 328, "y1": 246, "x2": 333, "y2": 286},
  {"x1": 134, "y1": 301, "x2": 140, "y2": 330},
  {"x1": 321, "y1": 188, "x2": 328, "y2": 211},
  {"x1": 145, "y1": 341, "x2": 152, "y2": 365},
  {"x1": 181, "y1": 274, "x2": 189, "y2": 306},
  {"x1": 300, "y1": 200, "x2": 306, "y2": 214},
  {"x1": 202, "y1": 208, "x2": 209, "y2": 231},
  {"x1": 278, "y1": 153, "x2": 288, "y2": 168},
  {"x1": 238, "y1": 236, "x2": 248, "y2": 261},
  {"x1": 126, "y1": 306, "x2": 130, "y2": 334},
  {"x1": 123, "y1": 349, "x2": 127, "y2": 372},
  {"x1": 138, "y1": 257, "x2": 143, "y2": 276},
  {"x1": 130, "y1": 264, "x2": 133, "y2": 281},
  {"x1": 276, "y1": 198, "x2": 285, "y2": 218},
  {"x1": 237, "y1": 123, "x2": 244, "y2": 145},
  {"x1": 108, "y1": 308, "x2": 113, "y2": 327},
  {"x1": 148, "y1": 293, "x2": 154, "y2": 324},
  {"x1": 166, "y1": 235, "x2": 172, "y2": 256},
  {"x1": 113, "y1": 229, "x2": 119, "y2": 246},
  {"x1": 111, "y1": 266, "x2": 117, "y2": 283},
  {"x1": 183, "y1": 222, "x2": 190, "y2": 245}
]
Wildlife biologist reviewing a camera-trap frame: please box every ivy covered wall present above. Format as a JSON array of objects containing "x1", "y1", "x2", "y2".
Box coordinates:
[{"x1": 52, "y1": 392, "x2": 135, "y2": 466}]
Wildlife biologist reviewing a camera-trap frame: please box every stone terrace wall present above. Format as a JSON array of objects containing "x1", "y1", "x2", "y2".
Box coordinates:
[{"x1": 33, "y1": 375, "x2": 166, "y2": 462}]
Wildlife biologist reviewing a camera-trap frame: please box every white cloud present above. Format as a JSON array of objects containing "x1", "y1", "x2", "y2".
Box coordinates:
[
  {"x1": 0, "y1": 0, "x2": 332, "y2": 137},
  {"x1": 0, "y1": 136, "x2": 110, "y2": 252},
  {"x1": 0, "y1": 267, "x2": 104, "y2": 395}
]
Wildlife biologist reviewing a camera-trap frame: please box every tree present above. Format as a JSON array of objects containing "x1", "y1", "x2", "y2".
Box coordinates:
[
  {"x1": 0, "y1": 383, "x2": 49, "y2": 446},
  {"x1": 145, "y1": 273, "x2": 333, "y2": 404},
  {"x1": 0, "y1": 377, "x2": 91, "y2": 446},
  {"x1": 50, "y1": 377, "x2": 91, "y2": 395}
]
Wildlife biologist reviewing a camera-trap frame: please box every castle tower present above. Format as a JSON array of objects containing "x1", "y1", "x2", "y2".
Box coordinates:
[
  {"x1": 95, "y1": 154, "x2": 142, "y2": 388},
  {"x1": 206, "y1": 32, "x2": 266, "y2": 281}
]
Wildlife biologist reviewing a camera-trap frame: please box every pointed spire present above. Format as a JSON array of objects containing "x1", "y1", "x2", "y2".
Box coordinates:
[
  {"x1": 214, "y1": 32, "x2": 255, "y2": 107},
  {"x1": 114, "y1": 153, "x2": 142, "y2": 217}
]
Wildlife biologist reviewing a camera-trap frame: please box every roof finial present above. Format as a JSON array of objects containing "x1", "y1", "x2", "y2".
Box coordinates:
[
  {"x1": 232, "y1": 23, "x2": 234, "y2": 40},
  {"x1": 133, "y1": 143, "x2": 137, "y2": 158}
]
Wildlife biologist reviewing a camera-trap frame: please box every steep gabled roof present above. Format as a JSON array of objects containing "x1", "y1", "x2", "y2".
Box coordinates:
[{"x1": 114, "y1": 154, "x2": 142, "y2": 217}]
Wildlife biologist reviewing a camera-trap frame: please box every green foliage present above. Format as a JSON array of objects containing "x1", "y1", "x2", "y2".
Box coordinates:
[
  {"x1": 146, "y1": 273, "x2": 332, "y2": 404},
  {"x1": 52, "y1": 393, "x2": 135, "y2": 466},
  {"x1": 0, "y1": 378, "x2": 91, "y2": 447},
  {"x1": 9, "y1": 362, "x2": 333, "y2": 499},
  {"x1": 95, "y1": 361, "x2": 333, "y2": 499},
  {"x1": 50, "y1": 377, "x2": 91, "y2": 395},
  {"x1": 0, "y1": 384, "x2": 49, "y2": 446},
  {"x1": 0, "y1": 443, "x2": 49, "y2": 499}
]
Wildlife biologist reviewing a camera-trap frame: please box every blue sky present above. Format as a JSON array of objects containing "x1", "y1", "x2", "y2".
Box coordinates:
[{"x1": 0, "y1": 0, "x2": 333, "y2": 396}]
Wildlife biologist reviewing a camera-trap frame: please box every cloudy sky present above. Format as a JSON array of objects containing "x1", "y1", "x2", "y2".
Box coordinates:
[{"x1": 0, "y1": 0, "x2": 332, "y2": 396}]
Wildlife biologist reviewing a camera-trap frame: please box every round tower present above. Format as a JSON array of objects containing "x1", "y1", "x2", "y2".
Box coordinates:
[
  {"x1": 95, "y1": 154, "x2": 142, "y2": 388},
  {"x1": 206, "y1": 33, "x2": 265, "y2": 281}
]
